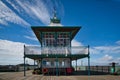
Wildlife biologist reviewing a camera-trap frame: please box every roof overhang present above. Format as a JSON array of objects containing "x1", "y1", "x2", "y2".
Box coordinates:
[
  {"x1": 25, "y1": 54, "x2": 88, "y2": 60},
  {"x1": 31, "y1": 26, "x2": 81, "y2": 43}
]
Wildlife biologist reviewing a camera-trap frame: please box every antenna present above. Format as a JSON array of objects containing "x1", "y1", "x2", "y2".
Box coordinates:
[{"x1": 53, "y1": 7, "x2": 57, "y2": 19}]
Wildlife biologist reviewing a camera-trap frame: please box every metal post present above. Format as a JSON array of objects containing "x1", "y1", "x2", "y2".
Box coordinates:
[
  {"x1": 76, "y1": 59, "x2": 77, "y2": 71},
  {"x1": 108, "y1": 66, "x2": 109, "y2": 73},
  {"x1": 40, "y1": 32, "x2": 43, "y2": 47},
  {"x1": 34, "y1": 59, "x2": 35, "y2": 69},
  {"x1": 24, "y1": 57, "x2": 26, "y2": 76},
  {"x1": 70, "y1": 58, "x2": 72, "y2": 67},
  {"x1": 24, "y1": 45, "x2": 26, "y2": 76},
  {"x1": 41, "y1": 58, "x2": 42, "y2": 72},
  {"x1": 56, "y1": 56, "x2": 58, "y2": 76},
  {"x1": 88, "y1": 45, "x2": 90, "y2": 76},
  {"x1": 88, "y1": 57, "x2": 90, "y2": 75}
]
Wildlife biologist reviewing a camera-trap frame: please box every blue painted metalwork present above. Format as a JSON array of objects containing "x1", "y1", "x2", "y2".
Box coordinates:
[
  {"x1": 34, "y1": 59, "x2": 35, "y2": 69},
  {"x1": 88, "y1": 45, "x2": 90, "y2": 76},
  {"x1": 76, "y1": 59, "x2": 77, "y2": 71},
  {"x1": 24, "y1": 45, "x2": 26, "y2": 76},
  {"x1": 56, "y1": 56, "x2": 59, "y2": 76}
]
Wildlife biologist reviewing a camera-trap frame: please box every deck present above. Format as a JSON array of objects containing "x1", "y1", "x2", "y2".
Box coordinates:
[{"x1": 0, "y1": 70, "x2": 120, "y2": 80}]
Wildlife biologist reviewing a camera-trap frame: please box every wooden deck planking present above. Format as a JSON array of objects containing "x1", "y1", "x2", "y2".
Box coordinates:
[{"x1": 0, "y1": 70, "x2": 120, "y2": 80}]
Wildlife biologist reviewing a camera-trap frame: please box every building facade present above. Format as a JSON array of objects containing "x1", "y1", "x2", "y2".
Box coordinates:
[{"x1": 24, "y1": 13, "x2": 90, "y2": 76}]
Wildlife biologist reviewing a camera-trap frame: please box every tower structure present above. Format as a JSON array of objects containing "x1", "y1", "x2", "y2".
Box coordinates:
[{"x1": 24, "y1": 12, "x2": 90, "y2": 76}]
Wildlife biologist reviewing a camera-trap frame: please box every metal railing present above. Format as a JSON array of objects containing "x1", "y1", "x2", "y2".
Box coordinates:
[
  {"x1": 24, "y1": 46, "x2": 89, "y2": 55},
  {"x1": 41, "y1": 47, "x2": 71, "y2": 54}
]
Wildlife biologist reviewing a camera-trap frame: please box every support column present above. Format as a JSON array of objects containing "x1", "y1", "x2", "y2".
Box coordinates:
[
  {"x1": 41, "y1": 58, "x2": 42, "y2": 72},
  {"x1": 88, "y1": 45, "x2": 90, "y2": 76},
  {"x1": 34, "y1": 59, "x2": 35, "y2": 69},
  {"x1": 24, "y1": 56, "x2": 26, "y2": 76},
  {"x1": 76, "y1": 59, "x2": 77, "y2": 71},
  {"x1": 88, "y1": 56, "x2": 90, "y2": 76},
  {"x1": 38, "y1": 60, "x2": 41, "y2": 68},
  {"x1": 70, "y1": 58, "x2": 72, "y2": 67},
  {"x1": 24, "y1": 45, "x2": 26, "y2": 76},
  {"x1": 56, "y1": 56, "x2": 58, "y2": 76}
]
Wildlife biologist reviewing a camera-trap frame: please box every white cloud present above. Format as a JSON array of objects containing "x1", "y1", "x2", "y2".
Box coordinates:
[
  {"x1": 24, "y1": 35, "x2": 37, "y2": 41},
  {"x1": 116, "y1": 40, "x2": 120, "y2": 45},
  {"x1": 72, "y1": 39, "x2": 83, "y2": 46},
  {"x1": 88, "y1": 41, "x2": 120, "y2": 65},
  {"x1": 90, "y1": 46, "x2": 120, "y2": 54},
  {"x1": 0, "y1": 39, "x2": 24, "y2": 65},
  {"x1": 23, "y1": 30, "x2": 38, "y2": 41},
  {"x1": 0, "y1": 19, "x2": 8, "y2": 26},
  {"x1": 99, "y1": 54, "x2": 113, "y2": 61},
  {"x1": 91, "y1": 54, "x2": 120, "y2": 66},
  {"x1": 0, "y1": 1, "x2": 30, "y2": 26},
  {"x1": 6, "y1": 0, "x2": 51, "y2": 25},
  {"x1": 0, "y1": 39, "x2": 40, "y2": 65},
  {"x1": 1, "y1": 0, "x2": 64, "y2": 27},
  {"x1": 5, "y1": 0, "x2": 64, "y2": 25}
]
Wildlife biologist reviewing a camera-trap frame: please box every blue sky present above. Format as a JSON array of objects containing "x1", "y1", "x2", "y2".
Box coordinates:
[{"x1": 0, "y1": 0, "x2": 120, "y2": 65}]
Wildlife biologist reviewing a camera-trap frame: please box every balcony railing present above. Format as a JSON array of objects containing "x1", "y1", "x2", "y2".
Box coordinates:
[
  {"x1": 41, "y1": 47, "x2": 71, "y2": 54},
  {"x1": 24, "y1": 46, "x2": 89, "y2": 55}
]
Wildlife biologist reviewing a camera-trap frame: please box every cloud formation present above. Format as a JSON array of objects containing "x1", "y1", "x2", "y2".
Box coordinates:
[
  {"x1": 0, "y1": 39, "x2": 38, "y2": 65},
  {"x1": 0, "y1": 1, "x2": 30, "y2": 26},
  {"x1": 72, "y1": 40, "x2": 83, "y2": 46},
  {"x1": 71, "y1": 40, "x2": 120, "y2": 65},
  {"x1": 1, "y1": 0, "x2": 64, "y2": 26},
  {"x1": 116, "y1": 40, "x2": 120, "y2": 45},
  {"x1": 91, "y1": 54, "x2": 120, "y2": 65},
  {"x1": 90, "y1": 45, "x2": 120, "y2": 54},
  {"x1": 0, "y1": 39, "x2": 24, "y2": 65},
  {"x1": 99, "y1": 54, "x2": 113, "y2": 61},
  {"x1": 24, "y1": 35, "x2": 38, "y2": 41},
  {"x1": 10, "y1": 0, "x2": 50, "y2": 24}
]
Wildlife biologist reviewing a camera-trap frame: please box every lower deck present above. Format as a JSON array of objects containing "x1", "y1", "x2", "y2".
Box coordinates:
[
  {"x1": 24, "y1": 45, "x2": 90, "y2": 76},
  {"x1": 0, "y1": 70, "x2": 119, "y2": 80}
]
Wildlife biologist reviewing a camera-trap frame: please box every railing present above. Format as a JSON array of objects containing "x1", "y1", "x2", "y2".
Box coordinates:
[
  {"x1": 24, "y1": 46, "x2": 41, "y2": 55},
  {"x1": 86, "y1": 66, "x2": 110, "y2": 73},
  {"x1": 24, "y1": 46, "x2": 89, "y2": 55},
  {"x1": 71, "y1": 46, "x2": 88, "y2": 54},
  {"x1": 41, "y1": 47, "x2": 71, "y2": 54}
]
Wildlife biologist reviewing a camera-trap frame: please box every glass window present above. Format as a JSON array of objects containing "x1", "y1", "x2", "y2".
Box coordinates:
[
  {"x1": 42, "y1": 32, "x2": 70, "y2": 47},
  {"x1": 57, "y1": 32, "x2": 70, "y2": 47},
  {"x1": 42, "y1": 60, "x2": 46, "y2": 66},
  {"x1": 46, "y1": 61, "x2": 51, "y2": 66},
  {"x1": 62, "y1": 61, "x2": 65, "y2": 67},
  {"x1": 42, "y1": 32, "x2": 56, "y2": 47}
]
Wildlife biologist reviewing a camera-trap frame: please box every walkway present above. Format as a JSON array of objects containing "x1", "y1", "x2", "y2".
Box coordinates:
[{"x1": 0, "y1": 70, "x2": 120, "y2": 80}]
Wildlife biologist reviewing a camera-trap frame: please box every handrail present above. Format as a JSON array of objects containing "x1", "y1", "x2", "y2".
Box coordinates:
[{"x1": 24, "y1": 46, "x2": 89, "y2": 55}]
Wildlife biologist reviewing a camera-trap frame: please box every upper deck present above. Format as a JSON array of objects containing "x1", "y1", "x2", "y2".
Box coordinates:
[{"x1": 24, "y1": 45, "x2": 89, "y2": 60}]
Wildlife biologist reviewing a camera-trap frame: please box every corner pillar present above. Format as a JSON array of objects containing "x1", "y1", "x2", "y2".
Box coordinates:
[
  {"x1": 88, "y1": 45, "x2": 90, "y2": 76},
  {"x1": 76, "y1": 59, "x2": 77, "y2": 71},
  {"x1": 24, "y1": 45, "x2": 26, "y2": 76}
]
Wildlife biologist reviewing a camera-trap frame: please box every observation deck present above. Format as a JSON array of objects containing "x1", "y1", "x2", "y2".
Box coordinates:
[{"x1": 24, "y1": 46, "x2": 89, "y2": 60}]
